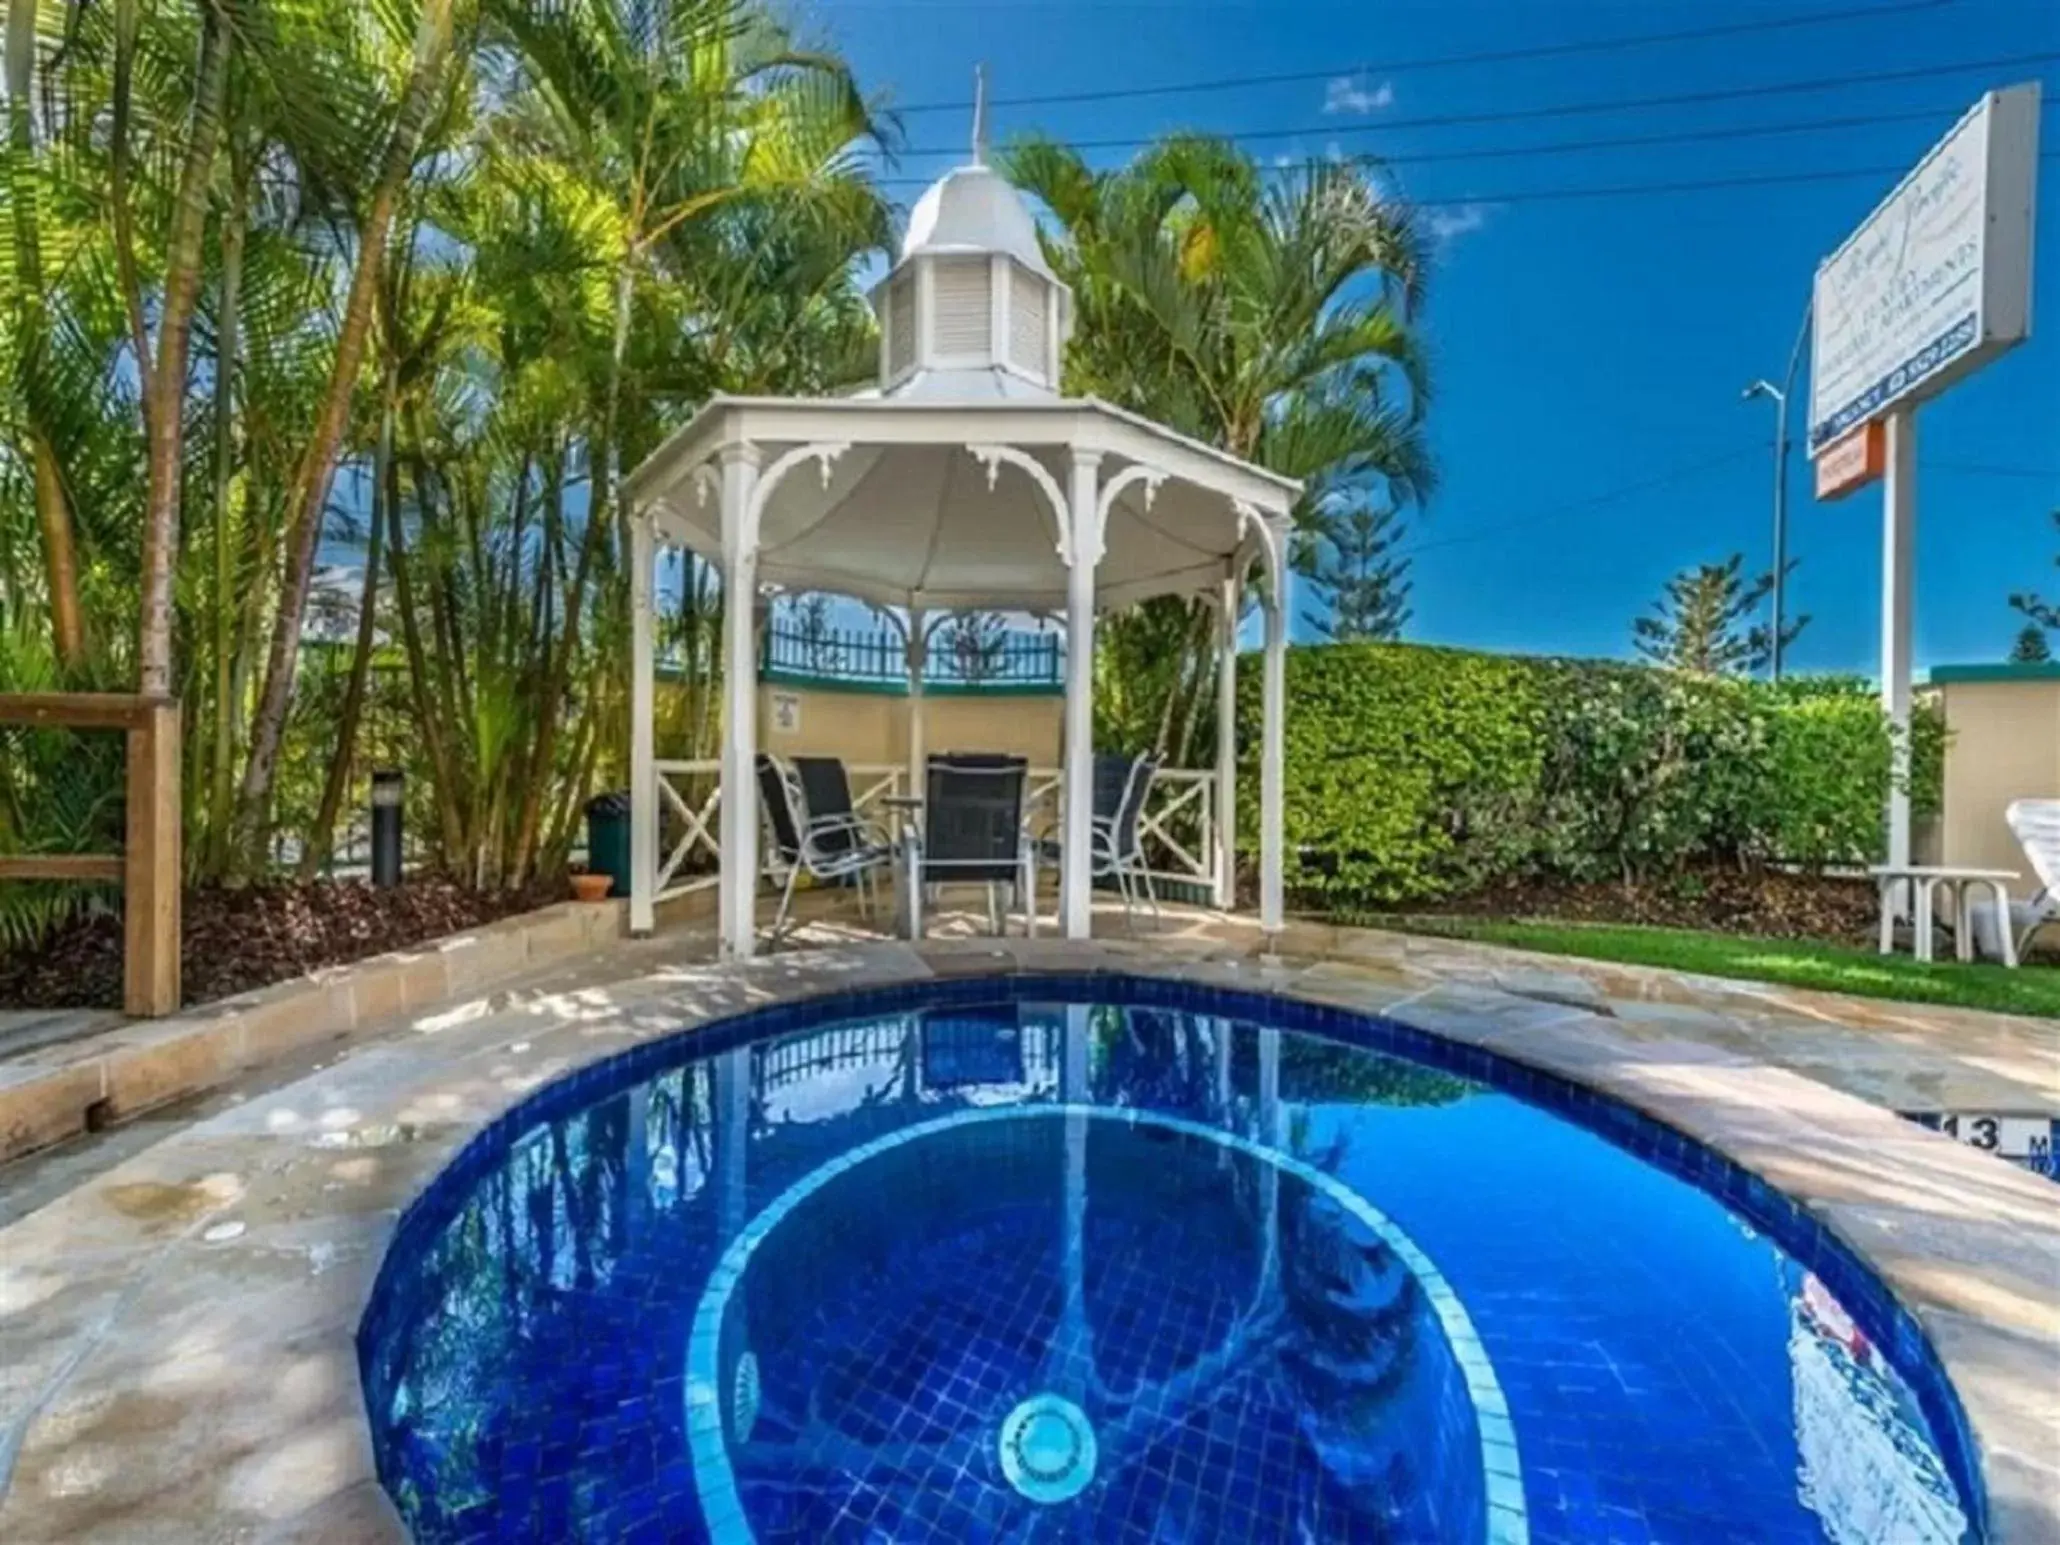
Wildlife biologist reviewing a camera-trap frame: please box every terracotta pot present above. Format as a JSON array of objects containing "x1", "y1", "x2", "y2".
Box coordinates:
[{"x1": 571, "y1": 873, "x2": 614, "y2": 903}]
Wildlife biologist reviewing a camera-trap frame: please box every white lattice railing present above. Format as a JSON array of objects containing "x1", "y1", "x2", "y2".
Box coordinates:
[
  {"x1": 1137, "y1": 767, "x2": 1216, "y2": 892},
  {"x1": 845, "y1": 764, "x2": 910, "y2": 820},
  {"x1": 649, "y1": 758, "x2": 1218, "y2": 903},
  {"x1": 653, "y1": 759, "x2": 721, "y2": 899}
]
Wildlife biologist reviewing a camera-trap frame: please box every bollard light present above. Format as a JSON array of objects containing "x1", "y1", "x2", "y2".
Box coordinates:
[{"x1": 370, "y1": 768, "x2": 404, "y2": 888}]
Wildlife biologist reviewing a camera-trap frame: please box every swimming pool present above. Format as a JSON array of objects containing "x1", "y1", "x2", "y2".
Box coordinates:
[{"x1": 358, "y1": 975, "x2": 1981, "y2": 1543}]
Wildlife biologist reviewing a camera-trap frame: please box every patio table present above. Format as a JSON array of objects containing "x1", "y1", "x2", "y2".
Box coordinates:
[{"x1": 1871, "y1": 864, "x2": 2021, "y2": 968}]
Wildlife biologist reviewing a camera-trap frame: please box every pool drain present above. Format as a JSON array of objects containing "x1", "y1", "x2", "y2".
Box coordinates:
[{"x1": 998, "y1": 1393, "x2": 1097, "y2": 1504}]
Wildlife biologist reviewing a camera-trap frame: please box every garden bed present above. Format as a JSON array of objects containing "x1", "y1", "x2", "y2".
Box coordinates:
[
  {"x1": 1351, "y1": 864, "x2": 1881, "y2": 945},
  {"x1": 0, "y1": 875, "x2": 570, "y2": 1010}
]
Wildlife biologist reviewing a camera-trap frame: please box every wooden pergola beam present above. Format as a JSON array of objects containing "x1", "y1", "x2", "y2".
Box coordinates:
[
  {"x1": 0, "y1": 693, "x2": 171, "y2": 731},
  {"x1": 0, "y1": 854, "x2": 124, "y2": 882}
]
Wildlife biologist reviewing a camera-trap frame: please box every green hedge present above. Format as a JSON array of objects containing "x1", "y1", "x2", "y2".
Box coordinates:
[{"x1": 1247, "y1": 643, "x2": 1942, "y2": 905}]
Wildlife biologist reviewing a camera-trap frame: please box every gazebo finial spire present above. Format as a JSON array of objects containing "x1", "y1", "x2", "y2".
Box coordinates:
[{"x1": 971, "y1": 62, "x2": 988, "y2": 166}]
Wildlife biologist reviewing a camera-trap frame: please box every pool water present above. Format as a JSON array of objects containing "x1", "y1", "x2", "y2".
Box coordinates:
[{"x1": 359, "y1": 978, "x2": 1980, "y2": 1544}]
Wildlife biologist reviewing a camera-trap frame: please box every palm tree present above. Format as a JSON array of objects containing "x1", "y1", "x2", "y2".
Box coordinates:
[
  {"x1": 0, "y1": 0, "x2": 893, "y2": 940},
  {"x1": 232, "y1": 0, "x2": 458, "y2": 869},
  {"x1": 1003, "y1": 135, "x2": 1433, "y2": 763},
  {"x1": 136, "y1": 0, "x2": 231, "y2": 699},
  {"x1": 476, "y1": 0, "x2": 889, "y2": 883},
  {"x1": 4, "y1": 0, "x2": 86, "y2": 670}
]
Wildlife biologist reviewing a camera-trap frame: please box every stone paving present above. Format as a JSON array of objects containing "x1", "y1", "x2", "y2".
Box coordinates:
[{"x1": 0, "y1": 906, "x2": 2054, "y2": 1543}]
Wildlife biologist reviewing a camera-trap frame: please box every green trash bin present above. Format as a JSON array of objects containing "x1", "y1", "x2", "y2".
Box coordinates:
[{"x1": 584, "y1": 791, "x2": 632, "y2": 898}]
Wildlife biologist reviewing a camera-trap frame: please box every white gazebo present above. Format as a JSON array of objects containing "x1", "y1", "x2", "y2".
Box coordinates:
[{"x1": 623, "y1": 137, "x2": 1299, "y2": 958}]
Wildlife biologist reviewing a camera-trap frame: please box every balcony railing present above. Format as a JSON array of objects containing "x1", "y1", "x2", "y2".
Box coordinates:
[{"x1": 760, "y1": 623, "x2": 1062, "y2": 692}]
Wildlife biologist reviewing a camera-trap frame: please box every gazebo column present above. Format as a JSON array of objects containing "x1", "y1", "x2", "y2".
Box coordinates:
[
  {"x1": 1061, "y1": 448, "x2": 1103, "y2": 939},
  {"x1": 906, "y1": 606, "x2": 927, "y2": 800},
  {"x1": 1259, "y1": 561, "x2": 1288, "y2": 937},
  {"x1": 717, "y1": 443, "x2": 763, "y2": 959},
  {"x1": 1214, "y1": 573, "x2": 1239, "y2": 911},
  {"x1": 629, "y1": 512, "x2": 657, "y2": 935}
]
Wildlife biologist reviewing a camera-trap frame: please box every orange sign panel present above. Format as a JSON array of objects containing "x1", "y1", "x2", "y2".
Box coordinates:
[{"x1": 1814, "y1": 420, "x2": 1886, "y2": 502}]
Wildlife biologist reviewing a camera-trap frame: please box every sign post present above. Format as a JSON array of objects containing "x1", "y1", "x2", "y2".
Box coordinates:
[
  {"x1": 1880, "y1": 410, "x2": 1916, "y2": 878},
  {"x1": 1806, "y1": 83, "x2": 2039, "y2": 893}
]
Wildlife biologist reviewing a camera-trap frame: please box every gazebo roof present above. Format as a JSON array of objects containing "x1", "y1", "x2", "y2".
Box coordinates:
[
  {"x1": 624, "y1": 395, "x2": 1299, "y2": 612},
  {"x1": 624, "y1": 133, "x2": 1297, "y2": 613}
]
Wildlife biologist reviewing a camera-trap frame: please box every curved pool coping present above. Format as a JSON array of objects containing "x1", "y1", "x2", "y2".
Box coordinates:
[
  {"x1": 681, "y1": 1104, "x2": 1527, "y2": 1545},
  {"x1": 357, "y1": 967, "x2": 1993, "y2": 1544},
  {"x1": 0, "y1": 932, "x2": 2051, "y2": 1544}
]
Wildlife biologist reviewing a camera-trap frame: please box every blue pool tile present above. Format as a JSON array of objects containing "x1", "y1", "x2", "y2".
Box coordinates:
[{"x1": 359, "y1": 975, "x2": 1983, "y2": 1545}]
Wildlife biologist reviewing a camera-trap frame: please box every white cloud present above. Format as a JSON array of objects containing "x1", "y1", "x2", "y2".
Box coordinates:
[
  {"x1": 1323, "y1": 75, "x2": 1394, "y2": 115},
  {"x1": 1425, "y1": 202, "x2": 1493, "y2": 244}
]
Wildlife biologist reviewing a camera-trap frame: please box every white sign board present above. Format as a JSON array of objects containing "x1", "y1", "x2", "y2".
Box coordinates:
[
  {"x1": 770, "y1": 690, "x2": 801, "y2": 735},
  {"x1": 1809, "y1": 83, "x2": 2040, "y2": 453}
]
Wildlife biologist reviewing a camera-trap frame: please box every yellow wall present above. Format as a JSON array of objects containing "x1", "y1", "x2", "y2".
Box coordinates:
[
  {"x1": 758, "y1": 684, "x2": 1064, "y2": 775},
  {"x1": 1937, "y1": 678, "x2": 2060, "y2": 899}
]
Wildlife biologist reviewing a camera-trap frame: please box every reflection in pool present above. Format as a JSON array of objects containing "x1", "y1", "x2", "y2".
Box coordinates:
[{"x1": 359, "y1": 983, "x2": 1978, "y2": 1543}]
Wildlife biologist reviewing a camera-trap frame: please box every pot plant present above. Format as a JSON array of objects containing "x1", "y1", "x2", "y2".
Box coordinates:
[{"x1": 571, "y1": 871, "x2": 614, "y2": 903}]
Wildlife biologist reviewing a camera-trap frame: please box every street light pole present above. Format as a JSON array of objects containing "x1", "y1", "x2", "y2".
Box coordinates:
[
  {"x1": 1741, "y1": 378, "x2": 1787, "y2": 680},
  {"x1": 1743, "y1": 298, "x2": 1811, "y2": 683}
]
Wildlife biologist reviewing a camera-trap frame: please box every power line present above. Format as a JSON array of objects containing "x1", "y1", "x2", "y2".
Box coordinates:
[
  {"x1": 884, "y1": 146, "x2": 2060, "y2": 205},
  {"x1": 1392, "y1": 454, "x2": 2057, "y2": 569},
  {"x1": 1387, "y1": 447, "x2": 1763, "y2": 565},
  {"x1": 896, "y1": 50, "x2": 2060, "y2": 159},
  {"x1": 1926, "y1": 461, "x2": 2060, "y2": 480},
  {"x1": 873, "y1": 99, "x2": 2047, "y2": 189},
  {"x1": 1268, "y1": 103, "x2": 1998, "y2": 172},
  {"x1": 892, "y1": 0, "x2": 1953, "y2": 116}
]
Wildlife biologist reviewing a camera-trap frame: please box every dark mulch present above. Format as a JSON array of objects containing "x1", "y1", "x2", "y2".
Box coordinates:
[
  {"x1": 1352, "y1": 865, "x2": 1880, "y2": 945},
  {"x1": 0, "y1": 875, "x2": 570, "y2": 1011}
]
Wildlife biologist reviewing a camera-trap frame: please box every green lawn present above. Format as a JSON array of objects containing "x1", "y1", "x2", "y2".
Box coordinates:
[{"x1": 1371, "y1": 915, "x2": 2060, "y2": 1018}]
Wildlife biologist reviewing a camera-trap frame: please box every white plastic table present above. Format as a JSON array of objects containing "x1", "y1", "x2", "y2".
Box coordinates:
[{"x1": 1870, "y1": 865, "x2": 2021, "y2": 967}]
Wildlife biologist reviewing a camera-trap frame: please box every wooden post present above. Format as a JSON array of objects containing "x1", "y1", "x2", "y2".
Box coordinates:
[
  {"x1": 124, "y1": 700, "x2": 181, "y2": 1016},
  {"x1": 0, "y1": 693, "x2": 184, "y2": 1016}
]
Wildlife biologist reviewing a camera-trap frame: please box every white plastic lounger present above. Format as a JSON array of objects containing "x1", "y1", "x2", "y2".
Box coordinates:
[{"x1": 2005, "y1": 798, "x2": 2060, "y2": 960}]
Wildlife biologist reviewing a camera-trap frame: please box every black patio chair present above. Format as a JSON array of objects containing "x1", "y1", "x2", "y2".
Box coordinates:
[
  {"x1": 921, "y1": 753, "x2": 1031, "y2": 936},
  {"x1": 756, "y1": 754, "x2": 894, "y2": 941},
  {"x1": 1036, "y1": 752, "x2": 1162, "y2": 930}
]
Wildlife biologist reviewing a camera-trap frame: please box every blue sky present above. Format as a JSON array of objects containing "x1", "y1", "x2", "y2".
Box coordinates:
[{"x1": 812, "y1": 0, "x2": 2060, "y2": 674}]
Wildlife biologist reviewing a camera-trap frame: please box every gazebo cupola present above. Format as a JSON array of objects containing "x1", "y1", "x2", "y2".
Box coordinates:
[{"x1": 869, "y1": 95, "x2": 1072, "y2": 400}]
